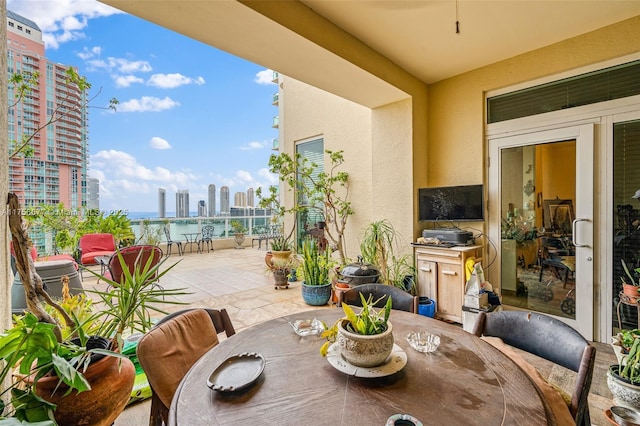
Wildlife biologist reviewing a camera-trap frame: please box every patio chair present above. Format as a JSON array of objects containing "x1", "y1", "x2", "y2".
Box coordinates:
[
  {"x1": 200, "y1": 225, "x2": 215, "y2": 253},
  {"x1": 339, "y1": 283, "x2": 418, "y2": 313},
  {"x1": 137, "y1": 308, "x2": 235, "y2": 426},
  {"x1": 105, "y1": 245, "x2": 163, "y2": 289},
  {"x1": 163, "y1": 225, "x2": 183, "y2": 256},
  {"x1": 472, "y1": 310, "x2": 595, "y2": 426},
  {"x1": 77, "y1": 233, "x2": 116, "y2": 279}
]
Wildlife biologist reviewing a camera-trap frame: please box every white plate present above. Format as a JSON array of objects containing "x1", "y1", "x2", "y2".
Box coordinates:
[{"x1": 325, "y1": 343, "x2": 407, "y2": 378}]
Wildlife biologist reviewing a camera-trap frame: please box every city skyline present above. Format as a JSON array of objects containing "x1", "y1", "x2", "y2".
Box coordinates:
[
  {"x1": 6, "y1": 0, "x2": 280, "y2": 212},
  {"x1": 158, "y1": 183, "x2": 257, "y2": 218}
]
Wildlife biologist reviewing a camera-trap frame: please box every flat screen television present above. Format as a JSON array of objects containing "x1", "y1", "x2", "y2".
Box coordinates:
[{"x1": 419, "y1": 185, "x2": 484, "y2": 222}]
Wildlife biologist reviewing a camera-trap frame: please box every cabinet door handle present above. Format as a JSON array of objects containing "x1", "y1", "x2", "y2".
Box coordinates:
[
  {"x1": 420, "y1": 267, "x2": 432, "y2": 272},
  {"x1": 442, "y1": 270, "x2": 457, "y2": 276}
]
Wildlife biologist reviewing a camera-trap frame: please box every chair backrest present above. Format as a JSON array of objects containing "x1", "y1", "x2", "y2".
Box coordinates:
[
  {"x1": 472, "y1": 310, "x2": 595, "y2": 425},
  {"x1": 163, "y1": 225, "x2": 174, "y2": 242},
  {"x1": 79, "y1": 233, "x2": 116, "y2": 255},
  {"x1": 155, "y1": 308, "x2": 236, "y2": 337},
  {"x1": 137, "y1": 309, "x2": 227, "y2": 424},
  {"x1": 201, "y1": 225, "x2": 215, "y2": 240},
  {"x1": 340, "y1": 283, "x2": 418, "y2": 313},
  {"x1": 108, "y1": 245, "x2": 162, "y2": 285}
]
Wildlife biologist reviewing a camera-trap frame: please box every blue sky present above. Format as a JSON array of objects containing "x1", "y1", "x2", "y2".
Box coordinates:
[{"x1": 7, "y1": 0, "x2": 279, "y2": 213}]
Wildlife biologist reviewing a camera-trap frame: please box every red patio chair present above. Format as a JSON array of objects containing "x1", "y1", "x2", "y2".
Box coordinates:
[{"x1": 77, "y1": 233, "x2": 116, "y2": 279}]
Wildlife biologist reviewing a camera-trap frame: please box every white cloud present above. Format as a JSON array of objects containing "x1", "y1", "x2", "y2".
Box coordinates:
[
  {"x1": 255, "y1": 69, "x2": 275, "y2": 85},
  {"x1": 239, "y1": 141, "x2": 266, "y2": 151},
  {"x1": 77, "y1": 46, "x2": 102, "y2": 60},
  {"x1": 147, "y1": 73, "x2": 206, "y2": 89},
  {"x1": 7, "y1": 0, "x2": 123, "y2": 49},
  {"x1": 149, "y1": 137, "x2": 172, "y2": 150},
  {"x1": 86, "y1": 57, "x2": 152, "y2": 74},
  {"x1": 113, "y1": 75, "x2": 145, "y2": 88},
  {"x1": 117, "y1": 96, "x2": 180, "y2": 112},
  {"x1": 89, "y1": 150, "x2": 200, "y2": 207}
]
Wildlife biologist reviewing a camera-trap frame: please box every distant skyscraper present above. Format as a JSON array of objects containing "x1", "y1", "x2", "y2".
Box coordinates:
[
  {"x1": 247, "y1": 188, "x2": 255, "y2": 207},
  {"x1": 176, "y1": 189, "x2": 190, "y2": 217},
  {"x1": 220, "y1": 186, "x2": 230, "y2": 214},
  {"x1": 234, "y1": 191, "x2": 247, "y2": 207},
  {"x1": 87, "y1": 178, "x2": 100, "y2": 210},
  {"x1": 158, "y1": 188, "x2": 166, "y2": 218},
  {"x1": 197, "y1": 200, "x2": 206, "y2": 217},
  {"x1": 208, "y1": 184, "x2": 216, "y2": 217}
]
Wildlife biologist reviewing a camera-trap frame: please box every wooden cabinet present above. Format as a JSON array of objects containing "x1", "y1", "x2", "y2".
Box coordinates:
[{"x1": 414, "y1": 245, "x2": 483, "y2": 323}]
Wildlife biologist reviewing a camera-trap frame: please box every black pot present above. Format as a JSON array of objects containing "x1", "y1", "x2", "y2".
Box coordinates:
[{"x1": 339, "y1": 257, "x2": 380, "y2": 286}]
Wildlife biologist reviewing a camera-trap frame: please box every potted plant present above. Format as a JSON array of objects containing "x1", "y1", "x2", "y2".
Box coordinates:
[
  {"x1": 608, "y1": 333, "x2": 640, "y2": 408},
  {"x1": 359, "y1": 219, "x2": 416, "y2": 292},
  {"x1": 320, "y1": 293, "x2": 393, "y2": 367},
  {"x1": 267, "y1": 254, "x2": 299, "y2": 290},
  {"x1": 0, "y1": 238, "x2": 187, "y2": 425},
  {"x1": 230, "y1": 220, "x2": 247, "y2": 249},
  {"x1": 300, "y1": 238, "x2": 333, "y2": 306},
  {"x1": 621, "y1": 259, "x2": 640, "y2": 303}
]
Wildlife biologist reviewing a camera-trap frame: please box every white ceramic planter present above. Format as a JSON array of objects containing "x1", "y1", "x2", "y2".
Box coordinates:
[
  {"x1": 337, "y1": 320, "x2": 394, "y2": 367},
  {"x1": 607, "y1": 369, "x2": 640, "y2": 409}
]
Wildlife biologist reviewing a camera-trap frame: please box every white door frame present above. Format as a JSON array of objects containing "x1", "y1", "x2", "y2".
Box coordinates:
[{"x1": 488, "y1": 124, "x2": 594, "y2": 339}]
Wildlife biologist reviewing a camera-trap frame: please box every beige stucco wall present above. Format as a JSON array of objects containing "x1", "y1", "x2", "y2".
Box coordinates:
[
  {"x1": 280, "y1": 76, "x2": 373, "y2": 261},
  {"x1": 427, "y1": 15, "x2": 640, "y2": 195}
]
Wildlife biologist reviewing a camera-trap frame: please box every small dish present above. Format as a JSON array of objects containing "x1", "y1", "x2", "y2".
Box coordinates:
[
  {"x1": 207, "y1": 352, "x2": 265, "y2": 392},
  {"x1": 289, "y1": 318, "x2": 325, "y2": 336},
  {"x1": 611, "y1": 405, "x2": 640, "y2": 426},
  {"x1": 325, "y1": 343, "x2": 407, "y2": 378},
  {"x1": 406, "y1": 332, "x2": 440, "y2": 353}
]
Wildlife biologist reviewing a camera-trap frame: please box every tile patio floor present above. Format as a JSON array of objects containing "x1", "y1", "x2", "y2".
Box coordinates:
[{"x1": 78, "y1": 247, "x2": 617, "y2": 425}]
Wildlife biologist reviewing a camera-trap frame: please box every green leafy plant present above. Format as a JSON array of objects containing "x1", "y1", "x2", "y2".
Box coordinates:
[
  {"x1": 360, "y1": 219, "x2": 415, "y2": 291},
  {"x1": 320, "y1": 294, "x2": 392, "y2": 356},
  {"x1": 137, "y1": 220, "x2": 164, "y2": 246},
  {"x1": 621, "y1": 259, "x2": 640, "y2": 286},
  {"x1": 611, "y1": 335, "x2": 640, "y2": 385},
  {"x1": 270, "y1": 234, "x2": 291, "y2": 251},
  {"x1": 230, "y1": 220, "x2": 247, "y2": 234},
  {"x1": 257, "y1": 149, "x2": 354, "y2": 264},
  {"x1": 301, "y1": 238, "x2": 332, "y2": 285},
  {"x1": 85, "y1": 250, "x2": 189, "y2": 349}
]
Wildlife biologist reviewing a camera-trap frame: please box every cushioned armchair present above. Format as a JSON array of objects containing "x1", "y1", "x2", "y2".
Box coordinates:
[
  {"x1": 472, "y1": 310, "x2": 595, "y2": 426},
  {"x1": 76, "y1": 233, "x2": 116, "y2": 279}
]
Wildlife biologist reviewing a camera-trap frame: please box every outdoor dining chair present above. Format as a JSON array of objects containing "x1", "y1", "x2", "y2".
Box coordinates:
[
  {"x1": 105, "y1": 245, "x2": 163, "y2": 289},
  {"x1": 137, "y1": 308, "x2": 236, "y2": 426},
  {"x1": 200, "y1": 225, "x2": 215, "y2": 253},
  {"x1": 472, "y1": 310, "x2": 595, "y2": 426},
  {"x1": 339, "y1": 283, "x2": 418, "y2": 313},
  {"x1": 163, "y1": 225, "x2": 183, "y2": 256}
]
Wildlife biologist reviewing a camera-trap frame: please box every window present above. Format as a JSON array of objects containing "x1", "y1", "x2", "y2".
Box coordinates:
[{"x1": 295, "y1": 137, "x2": 324, "y2": 246}]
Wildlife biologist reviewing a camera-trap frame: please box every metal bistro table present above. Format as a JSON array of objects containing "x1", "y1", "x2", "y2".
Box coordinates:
[
  {"x1": 182, "y1": 233, "x2": 201, "y2": 254},
  {"x1": 169, "y1": 309, "x2": 558, "y2": 426}
]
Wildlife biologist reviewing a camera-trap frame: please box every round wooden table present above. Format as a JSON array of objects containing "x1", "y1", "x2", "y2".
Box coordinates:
[{"x1": 169, "y1": 309, "x2": 556, "y2": 425}]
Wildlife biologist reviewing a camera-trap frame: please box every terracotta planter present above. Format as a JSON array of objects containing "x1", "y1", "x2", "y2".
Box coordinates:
[
  {"x1": 271, "y1": 250, "x2": 292, "y2": 262},
  {"x1": 623, "y1": 283, "x2": 640, "y2": 303},
  {"x1": 34, "y1": 354, "x2": 136, "y2": 426},
  {"x1": 264, "y1": 251, "x2": 273, "y2": 268},
  {"x1": 337, "y1": 319, "x2": 394, "y2": 367}
]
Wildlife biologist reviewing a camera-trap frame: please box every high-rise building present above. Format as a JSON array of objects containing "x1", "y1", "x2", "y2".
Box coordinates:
[
  {"x1": 197, "y1": 200, "x2": 206, "y2": 217},
  {"x1": 220, "y1": 186, "x2": 230, "y2": 214},
  {"x1": 234, "y1": 191, "x2": 246, "y2": 207},
  {"x1": 87, "y1": 178, "x2": 99, "y2": 210},
  {"x1": 176, "y1": 189, "x2": 189, "y2": 217},
  {"x1": 207, "y1": 184, "x2": 216, "y2": 217},
  {"x1": 158, "y1": 188, "x2": 166, "y2": 218},
  {"x1": 7, "y1": 10, "x2": 89, "y2": 212},
  {"x1": 247, "y1": 188, "x2": 255, "y2": 207}
]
